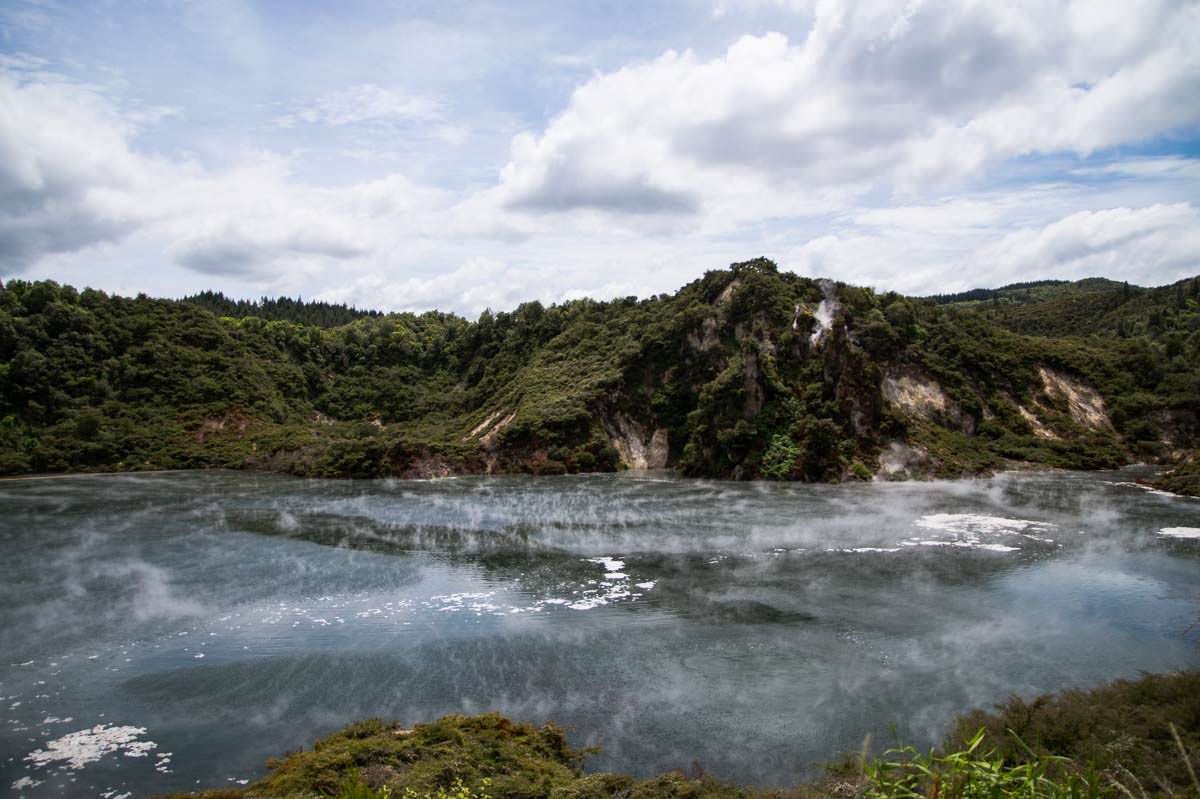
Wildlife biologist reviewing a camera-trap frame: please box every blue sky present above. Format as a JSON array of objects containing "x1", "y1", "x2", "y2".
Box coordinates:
[{"x1": 1, "y1": 0, "x2": 1198, "y2": 315}]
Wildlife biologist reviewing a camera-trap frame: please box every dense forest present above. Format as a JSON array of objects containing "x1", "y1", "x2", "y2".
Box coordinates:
[
  {"x1": 182, "y1": 291, "x2": 383, "y2": 328},
  {"x1": 1, "y1": 259, "x2": 1198, "y2": 491}
]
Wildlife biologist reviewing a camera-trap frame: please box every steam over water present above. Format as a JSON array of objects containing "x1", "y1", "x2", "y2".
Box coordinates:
[{"x1": 1, "y1": 469, "x2": 1198, "y2": 796}]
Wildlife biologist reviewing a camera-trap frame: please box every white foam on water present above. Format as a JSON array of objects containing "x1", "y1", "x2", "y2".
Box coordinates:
[
  {"x1": 834, "y1": 547, "x2": 903, "y2": 554},
  {"x1": 25, "y1": 724, "x2": 157, "y2": 771},
  {"x1": 901, "y1": 513, "x2": 1056, "y2": 552},
  {"x1": 1110, "y1": 481, "x2": 1185, "y2": 498},
  {"x1": 180, "y1": 554, "x2": 658, "y2": 639},
  {"x1": 915, "y1": 513, "x2": 1055, "y2": 536},
  {"x1": 567, "y1": 596, "x2": 610, "y2": 610},
  {"x1": 124, "y1": 740, "x2": 157, "y2": 758},
  {"x1": 585, "y1": 556, "x2": 625, "y2": 572},
  {"x1": 1159, "y1": 527, "x2": 1200, "y2": 539},
  {"x1": 900, "y1": 539, "x2": 1021, "y2": 553},
  {"x1": 11, "y1": 776, "x2": 42, "y2": 790}
]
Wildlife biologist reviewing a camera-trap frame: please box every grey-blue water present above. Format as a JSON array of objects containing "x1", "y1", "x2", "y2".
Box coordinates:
[{"x1": 1, "y1": 468, "x2": 1198, "y2": 797}]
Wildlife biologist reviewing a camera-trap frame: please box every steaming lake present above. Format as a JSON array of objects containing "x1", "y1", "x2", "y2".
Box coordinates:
[{"x1": 1, "y1": 468, "x2": 1198, "y2": 796}]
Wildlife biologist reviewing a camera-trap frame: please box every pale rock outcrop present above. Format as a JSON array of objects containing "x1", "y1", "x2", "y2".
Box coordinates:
[
  {"x1": 742, "y1": 348, "x2": 764, "y2": 418},
  {"x1": 464, "y1": 409, "x2": 517, "y2": 449},
  {"x1": 687, "y1": 316, "x2": 720, "y2": 352},
  {"x1": 881, "y1": 372, "x2": 951, "y2": 419},
  {"x1": 606, "y1": 413, "x2": 669, "y2": 469},
  {"x1": 715, "y1": 280, "x2": 740, "y2": 306},
  {"x1": 1037, "y1": 367, "x2": 1111, "y2": 431},
  {"x1": 464, "y1": 409, "x2": 504, "y2": 441},
  {"x1": 880, "y1": 369, "x2": 973, "y2": 433},
  {"x1": 1018, "y1": 405, "x2": 1058, "y2": 439}
]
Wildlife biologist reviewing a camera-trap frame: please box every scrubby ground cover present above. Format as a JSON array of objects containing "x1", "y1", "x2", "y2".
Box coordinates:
[
  {"x1": 1150, "y1": 460, "x2": 1200, "y2": 497},
  {"x1": 166, "y1": 671, "x2": 1199, "y2": 799}
]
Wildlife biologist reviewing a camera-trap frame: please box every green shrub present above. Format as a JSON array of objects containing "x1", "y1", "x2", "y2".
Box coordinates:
[
  {"x1": 866, "y1": 728, "x2": 1103, "y2": 799},
  {"x1": 759, "y1": 433, "x2": 801, "y2": 479}
]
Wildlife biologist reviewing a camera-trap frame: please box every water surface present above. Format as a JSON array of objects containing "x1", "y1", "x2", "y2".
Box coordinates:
[{"x1": 1, "y1": 468, "x2": 1197, "y2": 796}]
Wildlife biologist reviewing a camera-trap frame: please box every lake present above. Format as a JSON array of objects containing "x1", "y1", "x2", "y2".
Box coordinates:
[{"x1": 1, "y1": 468, "x2": 1198, "y2": 797}]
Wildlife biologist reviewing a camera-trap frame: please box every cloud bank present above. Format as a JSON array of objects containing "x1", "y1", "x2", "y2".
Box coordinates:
[{"x1": 0, "y1": 0, "x2": 1197, "y2": 313}]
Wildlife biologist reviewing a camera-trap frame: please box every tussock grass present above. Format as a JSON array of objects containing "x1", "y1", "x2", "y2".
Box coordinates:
[{"x1": 163, "y1": 672, "x2": 1200, "y2": 799}]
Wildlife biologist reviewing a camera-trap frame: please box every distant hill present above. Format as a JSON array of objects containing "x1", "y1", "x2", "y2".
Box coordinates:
[
  {"x1": 927, "y1": 276, "x2": 1200, "y2": 341},
  {"x1": 183, "y1": 290, "x2": 382, "y2": 328},
  {"x1": 925, "y1": 279, "x2": 1072, "y2": 305},
  {"x1": 1, "y1": 261, "x2": 1197, "y2": 491}
]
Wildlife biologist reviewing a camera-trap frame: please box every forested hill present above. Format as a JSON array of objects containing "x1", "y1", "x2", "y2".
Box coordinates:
[
  {"x1": 1, "y1": 260, "x2": 1197, "y2": 491},
  {"x1": 182, "y1": 290, "x2": 383, "y2": 327}
]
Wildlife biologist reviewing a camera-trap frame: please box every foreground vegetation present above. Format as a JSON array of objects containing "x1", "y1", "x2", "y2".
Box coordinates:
[
  {"x1": 1151, "y1": 460, "x2": 1200, "y2": 497},
  {"x1": 2, "y1": 261, "x2": 1197, "y2": 484},
  {"x1": 166, "y1": 671, "x2": 1200, "y2": 799}
]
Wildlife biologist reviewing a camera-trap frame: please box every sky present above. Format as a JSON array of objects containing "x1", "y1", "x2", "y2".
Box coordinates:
[{"x1": 1, "y1": 0, "x2": 1198, "y2": 316}]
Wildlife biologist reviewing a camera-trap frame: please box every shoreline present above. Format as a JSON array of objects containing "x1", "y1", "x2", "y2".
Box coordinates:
[
  {"x1": 0, "y1": 468, "x2": 195, "y2": 482},
  {"x1": 0, "y1": 461, "x2": 1174, "y2": 485},
  {"x1": 163, "y1": 670, "x2": 1200, "y2": 799}
]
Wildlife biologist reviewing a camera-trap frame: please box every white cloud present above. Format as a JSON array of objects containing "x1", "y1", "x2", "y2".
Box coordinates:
[
  {"x1": 275, "y1": 83, "x2": 441, "y2": 128},
  {"x1": 0, "y1": 73, "x2": 156, "y2": 270},
  {"x1": 0, "y1": 69, "x2": 449, "y2": 284},
  {"x1": 784, "y1": 198, "x2": 1200, "y2": 295},
  {"x1": 494, "y1": 0, "x2": 1200, "y2": 215},
  {"x1": 2, "y1": 2, "x2": 1198, "y2": 313},
  {"x1": 978, "y1": 203, "x2": 1200, "y2": 285}
]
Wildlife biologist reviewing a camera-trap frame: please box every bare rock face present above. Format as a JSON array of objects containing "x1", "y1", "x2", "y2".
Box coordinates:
[
  {"x1": 1037, "y1": 367, "x2": 1111, "y2": 431},
  {"x1": 646, "y1": 428, "x2": 670, "y2": 468},
  {"x1": 462, "y1": 409, "x2": 518, "y2": 449},
  {"x1": 1018, "y1": 405, "x2": 1059, "y2": 439},
  {"x1": 686, "y1": 316, "x2": 720, "y2": 352},
  {"x1": 606, "y1": 413, "x2": 669, "y2": 469},
  {"x1": 881, "y1": 370, "x2": 949, "y2": 417},
  {"x1": 464, "y1": 409, "x2": 504, "y2": 441},
  {"x1": 880, "y1": 368, "x2": 974, "y2": 434},
  {"x1": 741, "y1": 348, "x2": 764, "y2": 419},
  {"x1": 714, "y1": 279, "x2": 741, "y2": 306}
]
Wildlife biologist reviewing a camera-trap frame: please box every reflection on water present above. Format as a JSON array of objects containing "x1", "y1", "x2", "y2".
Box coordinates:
[{"x1": 0, "y1": 468, "x2": 1197, "y2": 796}]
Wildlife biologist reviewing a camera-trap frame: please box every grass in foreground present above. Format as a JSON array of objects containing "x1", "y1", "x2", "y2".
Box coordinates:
[{"x1": 164, "y1": 671, "x2": 1200, "y2": 799}]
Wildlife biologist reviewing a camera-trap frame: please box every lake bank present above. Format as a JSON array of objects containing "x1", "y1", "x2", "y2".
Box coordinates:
[{"x1": 167, "y1": 670, "x2": 1200, "y2": 798}]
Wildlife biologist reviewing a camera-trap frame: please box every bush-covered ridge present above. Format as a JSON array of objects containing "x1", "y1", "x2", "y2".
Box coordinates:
[
  {"x1": 1, "y1": 260, "x2": 1197, "y2": 485},
  {"x1": 165, "y1": 671, "x2": 1200, "y2": 799},
  {"x1": 182, "y1": 291, "x2": 384, "y2": 328}
]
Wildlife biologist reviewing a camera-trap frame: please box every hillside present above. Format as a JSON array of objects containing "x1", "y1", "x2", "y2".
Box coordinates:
[{"x1": 1, "y1": 260, "x2": 1198, "y2": 487}]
